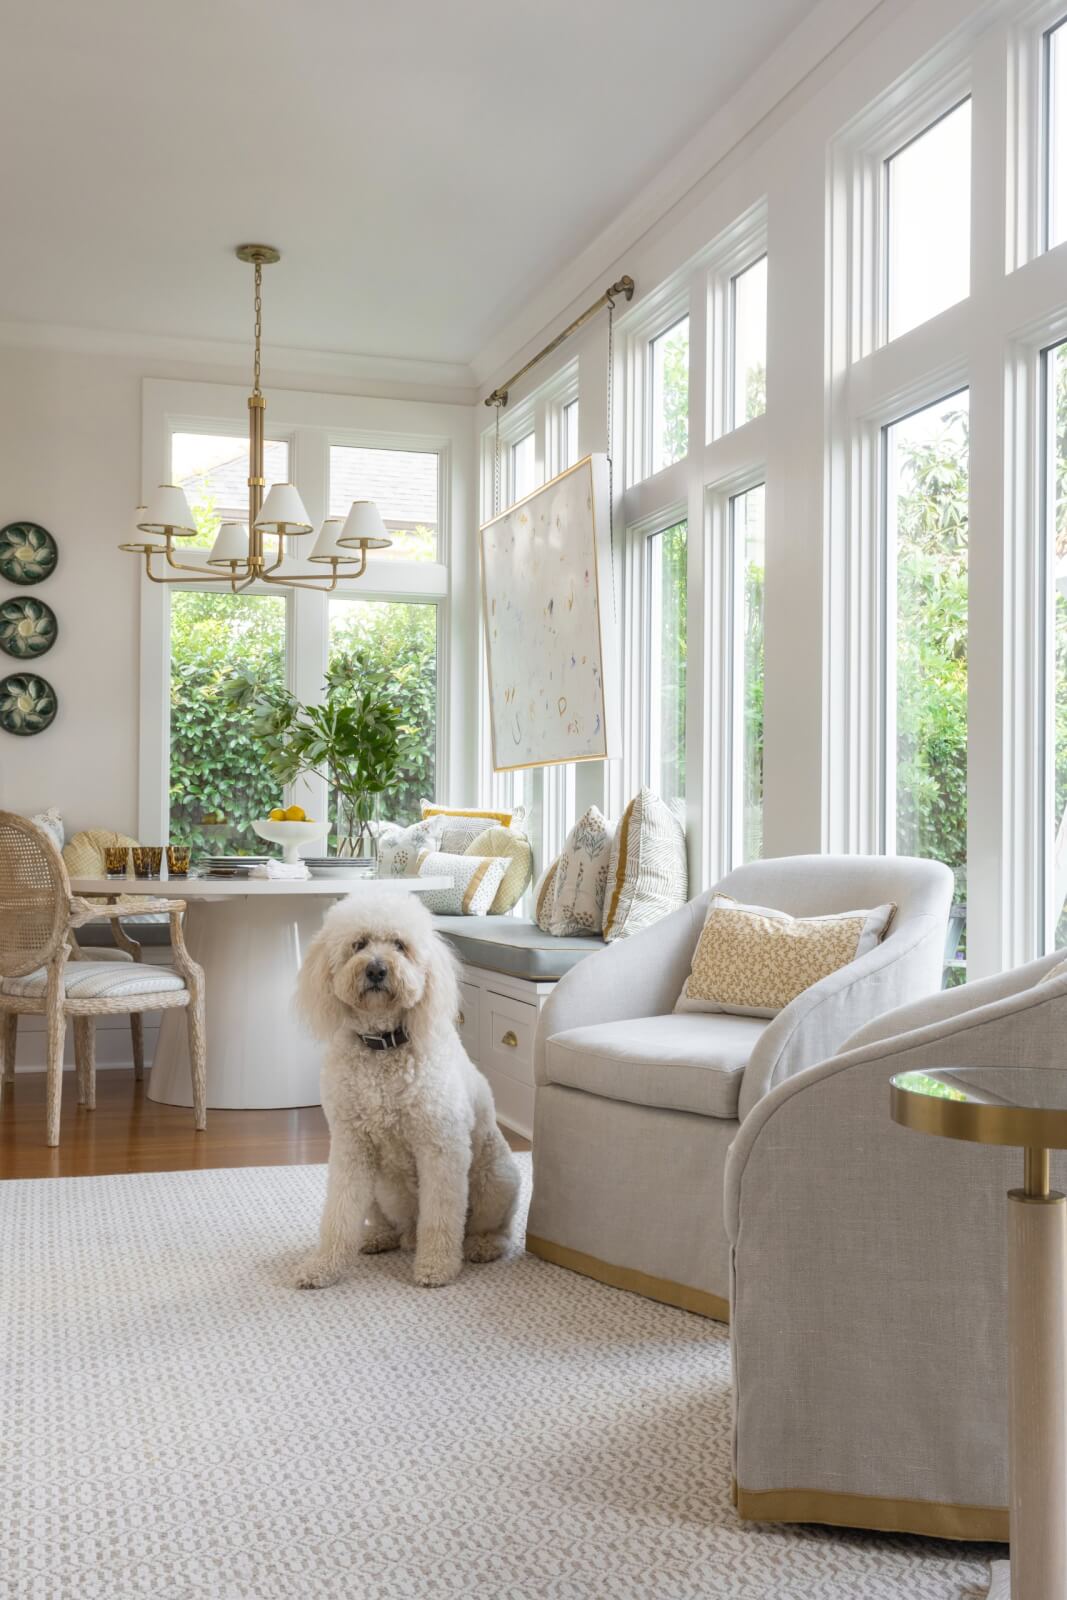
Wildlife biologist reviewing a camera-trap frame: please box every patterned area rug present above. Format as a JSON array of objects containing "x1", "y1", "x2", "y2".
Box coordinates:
[{"x1": 1, "y1": 1157, "x2": 999, "y2": 1599}]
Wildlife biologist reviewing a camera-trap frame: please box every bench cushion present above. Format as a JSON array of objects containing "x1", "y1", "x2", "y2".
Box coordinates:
[
  {"x1": 544, "y1": 1013, "x2": 769, "y2": 1119},
  {"x1": 433, "y1": 916, "x2": 603, "y2": 981}
]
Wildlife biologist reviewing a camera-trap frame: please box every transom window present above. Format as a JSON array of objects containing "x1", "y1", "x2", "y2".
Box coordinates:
[
  {"x1": 885, "y1": 99, "x2": 971, "y2": 340},
  {"x1": 328, "y1": 444, "x2": 438, "y2": 562},
  {"x1": 650, "y1": 315, "x2": 689, "y2": 473},
  {"x1": 562, "y1": 399, "x2": 580, "y2": 468},
  {"x1": 173, "y1": 431, "x2": 289, "y2": 549},
  {"x1": 731, "y1": 256, "x2": 767, "y2": 428},
  {"x1": 511, "y1": 432, "x2": 536, "y2": 503}
]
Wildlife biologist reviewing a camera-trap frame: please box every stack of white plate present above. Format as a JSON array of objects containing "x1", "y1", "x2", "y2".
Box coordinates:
[
  {"x1": 302, "y1": 857, "x2": 375, "y2": 880},
  {"x1": 195, "y1": 855, "x2": 269, "y2": 879}
]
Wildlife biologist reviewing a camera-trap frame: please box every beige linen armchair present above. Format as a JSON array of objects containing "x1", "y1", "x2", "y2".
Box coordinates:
[
  {"x1": 527, "y1": 854, "x2": 952, "y2": 1318},
  {"x1": 0, "y1": 812, "x2": 206, "y2": 1146},
  {"x1": 725, "y1": 950, "x2": 1067, "y2": 1542}
]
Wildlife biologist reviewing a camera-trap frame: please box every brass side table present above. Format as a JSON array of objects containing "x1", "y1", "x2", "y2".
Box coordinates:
[{"x1": 891, "y1": 1068, "x2": 1067, "y2": 1600}]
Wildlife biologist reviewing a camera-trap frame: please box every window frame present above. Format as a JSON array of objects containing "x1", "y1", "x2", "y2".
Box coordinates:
[
  {"x1": 882, "y1": 95, "x2": 973, "y2": 346},
  {"x1": 728, "y1": 251, "x2": 768, "y2": 434}
]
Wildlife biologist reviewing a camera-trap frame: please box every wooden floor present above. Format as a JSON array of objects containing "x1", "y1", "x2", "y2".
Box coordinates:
[{"x1": 0, "y1": 1068, "x2": 530, "y2": 1180}]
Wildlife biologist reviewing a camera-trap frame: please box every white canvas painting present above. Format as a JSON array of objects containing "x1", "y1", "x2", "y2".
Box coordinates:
[{"x1": 480, "y1": 453, "x2": 619, "y2": 771}]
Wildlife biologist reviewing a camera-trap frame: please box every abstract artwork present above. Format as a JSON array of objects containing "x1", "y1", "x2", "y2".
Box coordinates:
[{"x1": 480, "y1": 453, "x2": 618, "y2": 771}]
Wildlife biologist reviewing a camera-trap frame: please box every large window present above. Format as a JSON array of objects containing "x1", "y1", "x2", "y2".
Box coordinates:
[
  {"x1": 732, "y1": 485, "x2": 766, "y2": 862},
  {"x1": 885, "y1": 100, "x2": 971, "y2": 340},
  {"x1": 328, "y1": 444, "x2": 438, "y2": 562},
  {"x1": 173, "y1": 432, "x2": 289, "y2": 548},
  {"x1": 885, "y1": 392, "x2": 969, "y2": 976},
  {"x1": 169, "y1": 592, "x2": 287, "y2": 853},
  {"x1": 1049, "y1": 18, "x2": 1067, "y2": 250},
  {"x1": 645, "y1": 521, "x2": 687, "y2": 814},
  {"x1": 1046, "y1": 339, "x2": 1067, "y2": 947},
  {"x1": 328, "y1": 600, "x2": 438, "y2": 833},
  {"x1": 731, "y1": 256, "x2": 767, "y2": 427},
  {"x1": 650, "y1": 315, "x2": 689, "y2": 473}
]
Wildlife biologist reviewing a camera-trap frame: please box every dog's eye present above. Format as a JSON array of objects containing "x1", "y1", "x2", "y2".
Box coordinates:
[
  {"x1": 393, "y1": 939, "x2": 406, "y2": 954},
  {"x1": 352, "y1": 938, "x2": 368, "y2": 952}
]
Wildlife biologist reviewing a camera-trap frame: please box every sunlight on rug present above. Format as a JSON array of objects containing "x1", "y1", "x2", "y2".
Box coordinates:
[{"x1": 0, "y1": 1156, "x2": 1001, "y2": 1599}]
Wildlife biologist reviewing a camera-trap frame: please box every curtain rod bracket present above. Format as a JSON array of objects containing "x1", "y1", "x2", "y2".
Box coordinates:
[{"x1": 484, "y1": 274, "x2": 634, "y2": 409}]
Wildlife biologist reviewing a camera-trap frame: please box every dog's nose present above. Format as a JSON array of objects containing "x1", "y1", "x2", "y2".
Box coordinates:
[{"x1": 365, "y1": 958, "x2": 389, "y2": 986}]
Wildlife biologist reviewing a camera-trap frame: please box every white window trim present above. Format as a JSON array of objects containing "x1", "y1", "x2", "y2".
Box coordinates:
[
  {"x1": 704, "y1": 201, "x2": 768, "y2": 441},
  {"x1": 139, "y1": 378, "x2": 472, "y2": 844},
  {"x1": 623, "y1": 283, "x2": 691, "y2": 489}
]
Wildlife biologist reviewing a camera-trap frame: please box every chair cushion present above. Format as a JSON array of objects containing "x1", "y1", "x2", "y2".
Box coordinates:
[
  {"x1": 433, "y1": 917, "x2": 604, "y2": 980},
  {"x1": 1, "y1": 962, "x2": 186, "y2": 1000},
  {"x1": 544, "y1": 1013, "x2": 769, "y2": 1119}
]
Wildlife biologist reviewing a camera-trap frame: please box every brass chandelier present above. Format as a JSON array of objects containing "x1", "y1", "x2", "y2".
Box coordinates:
[{"x1": 120, "y1": 245, "x2": 391, "y2": 592}]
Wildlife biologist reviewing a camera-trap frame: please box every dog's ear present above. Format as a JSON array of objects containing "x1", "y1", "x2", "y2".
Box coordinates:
[
  {"x1": 294, "y1": 924, "x2": 349, "y2": 1040},
  {"x1": 405, "y1": 927, "x2": 461, "y2": 1053}
]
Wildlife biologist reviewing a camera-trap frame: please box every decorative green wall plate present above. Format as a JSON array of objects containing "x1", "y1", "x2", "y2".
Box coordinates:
[
  {"x1": 0, "y1": 596, "x2": 57, "y2": 660},
  {"x1": 0, "y1": 673, "x2": 57, "y2": 735},
  {"x1": 0, "y1": 522, "x2": 58, "y2": 585}
]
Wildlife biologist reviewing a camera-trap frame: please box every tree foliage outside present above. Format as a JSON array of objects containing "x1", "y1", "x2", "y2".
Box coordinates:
[{"x1": 656, "y1": 318, "x2": 690, "y2": 468}]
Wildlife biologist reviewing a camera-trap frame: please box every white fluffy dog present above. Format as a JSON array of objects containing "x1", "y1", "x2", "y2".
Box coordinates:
[{"x1": 294, "y1": 887, "x2": 521, "y2": 1289}]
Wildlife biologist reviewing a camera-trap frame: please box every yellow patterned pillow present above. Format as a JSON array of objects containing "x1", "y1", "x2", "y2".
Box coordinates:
[
  {"x1": 676, "y1": 894, "x2": 895, "y2": 1018},
  {"x1": 464, "y1": 826, "x2": 533, "y2": 914},
  {"x1": 62, "y1": 828, "x2": 139, "y2": 878}
]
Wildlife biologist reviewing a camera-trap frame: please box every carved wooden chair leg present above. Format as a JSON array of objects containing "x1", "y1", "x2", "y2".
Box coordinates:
[
  {"x1": 186, "y1": 993, "x2": 207, "y2": 1131},
  {"x1": 45, "y1": 999, "x2": 66, "y2": 1149},
  {"x1": 73, "y1": 1017, "x2": 96, "y2": 1110},
  {"x1": 130, "y1": 1013, "x2": 145, "y2": 1081},
  {"x1": 73, "y1": 1017, "x2": 88, "y2": 1106}
]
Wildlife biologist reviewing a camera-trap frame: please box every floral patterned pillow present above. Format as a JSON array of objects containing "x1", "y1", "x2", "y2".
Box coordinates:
[
  {"x1": 377, "y1": 818, "x2": 441, "y2": 877},
  {"x1": 537, "y1": 806, "x2": 616, "y2": 937}
]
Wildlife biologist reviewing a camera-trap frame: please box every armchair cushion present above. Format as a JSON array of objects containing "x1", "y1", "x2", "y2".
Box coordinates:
[
  {"x1": 2, "y1": 961, "x2": 186, "y2": 1000},
  {"x1": 545, "y1": 1012, "x2": 768, "y2": 1119}
]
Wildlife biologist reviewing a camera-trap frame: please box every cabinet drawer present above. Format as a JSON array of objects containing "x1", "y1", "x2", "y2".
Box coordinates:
[
  {"x1": 457, "y1": 981, "x2": 480, "y2": 1059},
  {"x1": 479, "y1": 990, "x2": 537, "y2": 1086}
]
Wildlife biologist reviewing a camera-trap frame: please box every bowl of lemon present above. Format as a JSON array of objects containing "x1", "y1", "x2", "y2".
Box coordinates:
[{"x1": 251, "y1": 805, "x2": 322, "y2": 864}]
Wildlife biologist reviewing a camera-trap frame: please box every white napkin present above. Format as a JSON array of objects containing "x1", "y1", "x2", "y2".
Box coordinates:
[{"x1": 250, "y1": 860, "x2": 310, "y2": 880}]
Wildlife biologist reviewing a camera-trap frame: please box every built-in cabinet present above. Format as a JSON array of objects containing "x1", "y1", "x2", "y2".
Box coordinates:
[{"x1": 458, "y1": 964, "x2": 556, "y2": 1141}]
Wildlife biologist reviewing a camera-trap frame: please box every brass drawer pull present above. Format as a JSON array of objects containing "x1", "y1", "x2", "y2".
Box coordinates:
[
  {"x1": 457, "y1": 1011, "x2": 465, "y2": 1027},
  {"x1": 501, "y1": 1030, "x2": 518, "y2": 1048}
]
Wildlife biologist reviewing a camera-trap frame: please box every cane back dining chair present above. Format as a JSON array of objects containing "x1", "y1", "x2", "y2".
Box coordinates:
[{"x1": 0, "y1": 812, "x2": 206, "y2": 1146}]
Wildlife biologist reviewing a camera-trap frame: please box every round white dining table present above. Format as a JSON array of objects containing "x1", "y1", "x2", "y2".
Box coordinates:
[{"x1": 68, "y1": 874, "x2": 450, "y2": 1111}]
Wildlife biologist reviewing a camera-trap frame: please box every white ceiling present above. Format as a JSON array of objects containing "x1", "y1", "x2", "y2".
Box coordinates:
[{"x1": 1, "y1": 0, "x2": 824, "y2": 370}]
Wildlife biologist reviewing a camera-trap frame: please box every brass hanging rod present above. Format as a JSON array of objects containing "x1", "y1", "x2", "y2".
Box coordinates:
[{"x1": 484, "y1": 275, "x2": 634, "y2": 408}]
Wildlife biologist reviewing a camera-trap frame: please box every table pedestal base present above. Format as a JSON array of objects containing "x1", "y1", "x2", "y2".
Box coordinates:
[
  {"x1": 148, "y1": 894, "x2": 326, "y2": 1110},
  {"x1": 1008, "y1": 1185, "x2": 1067, "y2": 1600}
]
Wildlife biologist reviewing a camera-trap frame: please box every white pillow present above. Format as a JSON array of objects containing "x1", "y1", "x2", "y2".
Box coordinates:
[
  {"x1": 31, "y1": 808, "x2": 64, "y2": 851},
  {"x1": 676, "y1": 893, "x2": 896, "y2": 1018},
  {"x1": 377, "y1": 818, "x2": 441, "y2": 877},
  {"x1": 415, "y1": 851, "x2": 509, "y2": 916},
  {"x1": 538, "y1": 806, "x2": 616, "y2": 936},
  {"x1": 602, "y1": 788, "x2": 687, "y2": 942}
]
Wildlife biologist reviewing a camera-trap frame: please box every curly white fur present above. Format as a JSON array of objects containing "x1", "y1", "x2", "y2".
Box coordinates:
[{"x1": 294, "y1": 887, "x2": 521, "y2": 1289}]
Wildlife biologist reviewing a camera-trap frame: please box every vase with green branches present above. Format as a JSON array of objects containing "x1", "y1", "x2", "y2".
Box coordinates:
[{"x1": 225, "y1": 650, "x2": 420, "y2": 857}]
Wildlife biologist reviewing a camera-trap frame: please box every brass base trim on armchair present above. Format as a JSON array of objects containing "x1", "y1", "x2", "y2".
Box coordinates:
[
  {"x1": 734, "y1": 1483, "x2": 1008, "y2": 1543},
  {"x1": 525, "y1": 1233, "x2": 729, "y2": 1321}
]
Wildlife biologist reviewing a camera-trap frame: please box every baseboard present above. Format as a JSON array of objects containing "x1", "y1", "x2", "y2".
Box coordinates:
[
  {"x1": 525, "y1": 1233, "x2": 729, "y2": 1321},
  {"x1": 734, "y1": 1483, "x2": 1008, "y2": 1543}
]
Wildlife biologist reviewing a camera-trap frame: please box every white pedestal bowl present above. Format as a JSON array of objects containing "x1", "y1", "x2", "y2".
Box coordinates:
[{"x1": 250, "y1": 818, "x2": 322, "y2": 864}]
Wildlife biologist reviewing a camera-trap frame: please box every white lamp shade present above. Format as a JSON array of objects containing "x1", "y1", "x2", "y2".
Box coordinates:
[
  {"x1": 207, "y1": 522, "x2": 250, "y2": 566},
  {"x1": 139, "y1": 484, "x2": 197, "y2": 538},
  {"x1": 254, "y1": 482, "x2": 312, "y2": 534},
  {"x1": 337, "y1": 500, "x2": 393, "y2": 550},
  {"x1": 308, "y1": 517, "x2": 362, "y2": 564}
]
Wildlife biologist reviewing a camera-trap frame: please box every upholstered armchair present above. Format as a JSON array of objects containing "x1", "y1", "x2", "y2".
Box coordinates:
[
  {"x1": 725, "y1": 949, "x2": 1067, "y2": 1542},
  {"x1": 526, "y1": 854, "x2": 952, "y2": 1319}
]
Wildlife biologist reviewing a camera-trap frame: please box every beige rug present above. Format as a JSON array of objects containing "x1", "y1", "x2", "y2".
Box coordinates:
[{"x1": 0, "y1": 1158, "x2": 1000, "y2": 1599}]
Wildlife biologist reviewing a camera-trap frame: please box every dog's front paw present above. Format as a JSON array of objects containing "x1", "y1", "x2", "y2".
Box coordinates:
[
  {"x1": 359, "y1": 1227, "x2": 401, "y2": 1255},
  {"x1": 464, "y1": 1232, "x2": 508, "y2": 1263},
  {"x1": 413, "y1": 1252, "x2": 462, "y2": 1288},
  {"x1": 295, "y1": 1253, "x2": 341, "y2": 1290}
]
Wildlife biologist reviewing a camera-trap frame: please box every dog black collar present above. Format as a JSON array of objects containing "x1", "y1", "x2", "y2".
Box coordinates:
[{"x1": 357, "y1": 1026, "x2": 410, "y2": 1052}]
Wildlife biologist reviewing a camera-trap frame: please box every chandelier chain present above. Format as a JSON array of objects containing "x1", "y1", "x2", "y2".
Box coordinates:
[{"x1": 253, "y1": 261, "x2": 263, "y2": 396}]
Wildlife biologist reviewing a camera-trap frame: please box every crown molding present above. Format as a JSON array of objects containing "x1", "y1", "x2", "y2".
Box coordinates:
[
  {"x1": 470, "y1": 0, "x2": 892, "y2": 393},
  {"x1": 0, "y1": 317, "x2": 478, "y2": 404}
]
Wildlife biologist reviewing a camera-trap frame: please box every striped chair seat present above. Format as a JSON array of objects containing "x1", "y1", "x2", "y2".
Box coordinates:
[{"x1": 1, "y1": 962, "x2": 186, "y2": 1000}]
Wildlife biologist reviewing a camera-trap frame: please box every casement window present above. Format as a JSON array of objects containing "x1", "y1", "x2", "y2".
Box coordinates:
[
  {"x1": 649, "y1": 315, "x2": 690, "y2": 473},
  {"x1": 730, "y1": 256, "x2": 767, "y2": 428},
  {"x1": 885, "y1": 99, "x2": 971, "y2": 341},
  {"x1": 883, "y1": 391, "x2": 969, "y2": 978},
  {"x1": 644, "y1": 520, "x2": 688, "y2": 814},
  {"x1": 1048, "y1": 18, "x2": 1067, "y2": 250},
  {"x1": 731, "y1": 484, "x2": 766, "y2": 864},
  {"x1": 1043, "y1": 339, "x2": 1067, "y2": 948}
]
